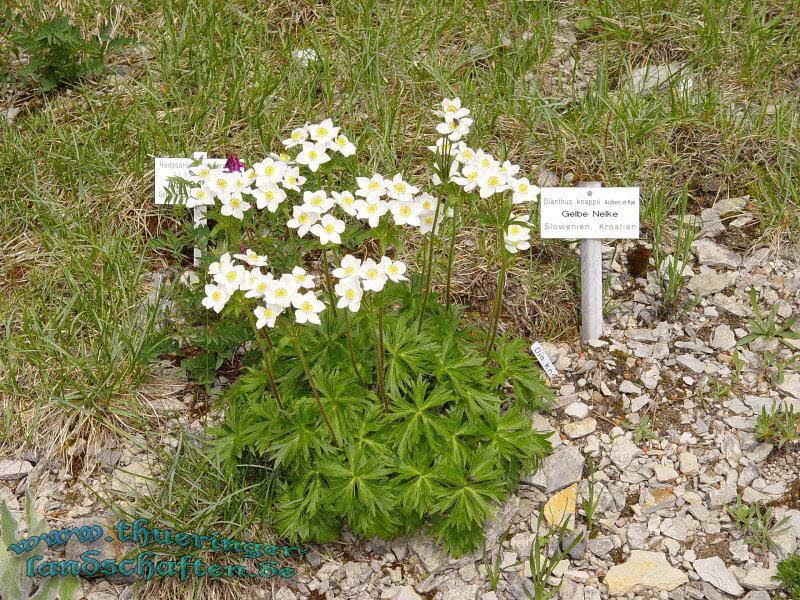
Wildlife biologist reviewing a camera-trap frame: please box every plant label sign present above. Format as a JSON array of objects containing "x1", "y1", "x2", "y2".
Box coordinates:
[
  {"x1": 154, "y1": 153, "x2": 225, "y2": 204},
  {"x1": 530, "y1": 342, "x2": 558, "y2": 379},
  {"x1": 540, "y1": 187, "x2": 640, "y2": 239}
]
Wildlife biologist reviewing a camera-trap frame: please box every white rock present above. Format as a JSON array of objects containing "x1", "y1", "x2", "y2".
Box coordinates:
[
  {"x1": 565, "y1": 402, "x2": 590, "y2": 419},
  {"x1": 604, "y1": 550, "x2": 688, "y2": 595},
  {"x1": 563, "y1": 418, "x2": 597, "y2": 439},
  {"x1": 653, "y1": 464, "x2": 678, "y2": 482},
  {"x1": 711, "y1": 324, "x2": 736, "y2": 350},
  {"x1": 737, "y1": 566, "x2": 780, "y2": 590},
  {"x1": 693, "y1": 239, "x2": 742, "y2": 268},
  {"x1": 693, "y1": 557, "x2": 745, "y2": 596},
  {"x1": 687, "y1": 272, "x2": 733, "y2": 294},
  {"x1": 381, "y1": 586, "x2": 421, "y2": 600},
  {"x1": 0, "y1": 459, "x2": 33, "y2": 480},
  {"x1": 677, "y1": 354, "x2": 705, "y2": 374},
  {"x1": 679, "y1": 451, "x2": 699, "y2": 474},
  {"x1": 610, "y1": 436, "x2": 641, "y2": 470}
]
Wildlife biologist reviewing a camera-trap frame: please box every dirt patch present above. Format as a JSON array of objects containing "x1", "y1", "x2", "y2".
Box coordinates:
[
  {"x1": 689, "y1": 533, "x2": 733, "y2": 564},
  {"x1": 767, "y1": 478, "x2": 800, "y2": 510}
]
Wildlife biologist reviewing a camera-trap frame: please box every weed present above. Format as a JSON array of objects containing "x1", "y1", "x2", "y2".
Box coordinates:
[
  {"x1": 519, "y1": 509, "x2": 582, "y2": 600},
  {"x1": 755, "y1": 405, "x2": 800, "y2": 449},
  {"x1": 737, "y1": 287, "x2": 800, "y2": 348},
  {"x1": 581, "y1": 456, "x2": 599, "y2": 537},
  {"x1": 775, "y1": 553, "x2": 800, "y2": 599},
  {"x1": 726, "y1": 496, "x2": 792, "y2": 554},
  {"x1": 622, "y1": 415, "x2": 658, "y2": 444}
]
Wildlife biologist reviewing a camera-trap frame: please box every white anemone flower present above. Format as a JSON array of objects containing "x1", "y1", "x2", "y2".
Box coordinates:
[
  {"x1": 334, "y1": 278, "x2": 363, "y2": 313},
  {"x1": 439, "y1": 97, "x2": 470, "y2": 121},
  {"x1": 504, "y1": 215, "x2": 531, "y2": 253},
  {"x1": 208, "y1": 170, "x2": 234, "y2": 200},
  {"x1": 359, "y1": 258, "x2": 387, "y2": 292},
  {"x1": 309, "y1": 118, "x2": 339, "y2": 144},
  {"x1": 234, "y1": 249, "x2": 269, "y2": 267},
  {"x1": 252, "y1": 183, "x2": 287, "y2": 212},
  {"x1": 353, "y1": 197, "x2": 388, "y2": 228},
  {"x1": 295, "y1": 141, "x2": 330, "y2": 172},
  {"x1": 332, "y1": 190, "x2": 357, "y2": 216},
  {"x1": 510, "y1": 177, "x2": 540, "y2": 204},
  {"x1": 215, "y1": 262, "x2": 247, "y2": 292},
  {"x1": 436, "y1": 118, "x2": 473, "y2": 141},
  {"x1": 380, "y1": 256, "x2": 408, "y2": 282},
  {"x1": 385, "y1": 173, "x2": 419, "y2": 201},
  {"x1": 292, "y1": 290, "x2": 325, "y2": 325},
  {"x1": 244, "y1": 271, "x2": 274, "y2": 299},
  {"x1": 186, "y1": 185, "x2": 215, "y2": 208},
  {"x1": 452, "y1": 164, "x2": 480, "y2": 192},
  {"x1": 310, "y1": 214, "x2": 346, "y2": 245},
  {"x1": 419, "y1": 210, "x2": 445, "y2": 235},
  {"x1": 254, "y1": 303, "x2": 283, "y2": 329},
  {"x1": 252, "y1": 158, "x2": 287, "y2": 185},
  {"x1": 282, "y1": 125, "x2": 309, "y2": 149},
  {"x1": 207, "y1": 252, "x2": 233, "y2": 277},
  {"x1": 220, "y1": 194, "x2": 251, "y2": 220},
  {"x1": 287, "y1": 205, "x2": 321, "y2": 237},
  {"x1": 333, "y1": 254, "x2": 362, "y2": 280},
  {"x1": 453, "y1": 142, "x2": 476, "y2": 164},
  {"x1": 302, "y1": 190, "x2": 335, "y2": 214},
  {"x1": 290, "y1": 266, "x2": 315, "y2": 289},
  {"x1": 355, "y1": 174, "x2": 386, "y2": 199},
  {"x1": 281, "y1": 166, "x2": 306, "y2": 192},
  {"x1": 388, "y1": 200, "x2": 423, "y2": 226},
  {"x1": 329, "y1": 134, "x2": 356, "y2": 157},
  {"x1": 478, "y1": 169, "x2": 509, "y2": 199},
  {"x1": 415, "y1": 192, "x2": 439, "y2": 213},
  {"x1": 202, "y1": 284, "x2": 230, "y2": 313},
  {"x1": 188, "y1": 163, "x2": 214, "y2": 182},
  {"x1": 499, "y1": 160, "x2": 520, "y2": 179},
  {"x1": 266, "y1": 274, "x2": 299, "y2": 308}
]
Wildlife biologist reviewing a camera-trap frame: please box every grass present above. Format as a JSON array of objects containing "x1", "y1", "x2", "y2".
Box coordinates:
[{"x1": 2, "y1": 0, "x2": 800, "y2": 596}]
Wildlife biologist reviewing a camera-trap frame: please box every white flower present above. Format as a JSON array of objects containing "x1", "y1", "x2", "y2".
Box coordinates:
[
  {"x1": 292, "y1": 290, "x2": 325, "y2": 325},
  {"x1": 252, "y1": 183, "x2": 287, "y2": 212},
  {"x1": 302, "y1": 190, "x2": 334, "y2": 214},
  {"x1": 244, "y1": 270, "x2": 274, "y2": 298},
  {"x1": 220, "y1": 194, "x2": 251, "y2": 220},
  {"x1": 202, "y1": 284, "x2": 230, "y2": 313},
  {"x1": 510, "y1": 177, "x2": 540, "y2": 204},
  {"x1": 332, "y1": 190, "x2": 357, "y2": 216},
  {"x1": 419, "y1": 210, "x2": 444, "y2": 235},
  {"x1": 353, "y1": 197, "x2": 388, "y2": 228},
  {"x1": 254, "y1": 303, "x2": 283, "y2": 329},
  {"x1": 282, "y1": 125, "x2": 309, "y2": 149},
  {"x1": 504, "y1": 238, "x2": 531, "y2": 253},
  {"x1": 287, "y1": 205, "x2": 321, "y2": 237},
  {"x1": 208, "y1": 252, "x2": 233, "y2": 277},
  {"x1": 359, "y1": 258, "x2": 387, "y2": 292},
  {"x1": 385, "y1": 173, "x2": 419, "y2": 201},
  {"x1": 452, "y1": 164, "x2": 480, "y2": 192},
  {"x1": 310, "y1": 214, "x2": 346, "y2": 245},
  {"x1": 309, "y1": 118, "x2": 339, "y2": 144},
  {"x1": 252, "y1": 158, "x2": 287, "y2": 185},
  {"x1": 380, "y1": 256, "x2": 408, "y2": 282},
  {"x1": 189, "y1": 163, "x2": 214, "y2": 182},
  {"x1": 295, "y1": 141, "x2": 330, "y2": 173},
  {"x1": 266, "y1": 274, "x2": 299, "y2": 308},
  {"x1": 208, "y1": 170, "x2": 235, "y2": 200},
  {"x1": 439, "y1": 97, "x2": 470, "y2": 121},
  {"x1": 180, "y1": 270, "x2": 199, "y2": 286},
  {"x1": 453, "y1": 142, "x2": 476, "y2": 164},
  {"x1": 355, "y1": 174, "x2": 386, "y2": 199},
  {"x1": 388, "y1": 199, "x2": 423, "y2": 226},
  {"x1": 234, "y1": 249, "x2": 268, "y2": 267},
  {"x1": 415, "y1": 192, "x2": 439, "y2": 213},
  {"x1": 504, "y1": 215, "x2": 531, "y2": 253},
  {"x1": 334, "y1": 278, "x2": 363, "y2": 313},
  {"x1": 329, "y1": 134, "x2": 356, "y2": 157},
  {"x1": 214, "y1": 262, "x2": 247, "y2": 292},
  {"x1": 185, "y1": 185, "x2": 215, "y2": 208},
  {"x1": 281, "y1": 166, "x2": 306, "y2": 192},
  {"x1": 290, "y1": 266, "x2": 315, "y2": 289},
  {"x1": 291, "y1": 48, "x2": 318, "y2": 66},
  {"x1": 499, "y1": 160, "x2": 520, "y2": 179},
  {"x1": 478, "y1": 169, "x2": 509, "y2": 199},
  {"x1": 436, "y1": 118, "x2": 473, "y2": 141},
  {"x1": 333, "y1": 254, "x2": 362, "y2": 280}
]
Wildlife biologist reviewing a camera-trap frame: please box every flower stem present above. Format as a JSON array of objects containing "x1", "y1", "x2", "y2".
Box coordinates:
[
  {"x1": 444, "y1": 198, "x2": 459, "y2": 310},
  {"x1": 417, "y1": 198, "x2": 443, "y2": 332},
  {"x1": 323, "y1": 249, "x2": 367, "y2": 389},
  {"x1": 248, "y1": 313, "x2": 283, "y2": 412},
  {"x1": 292, "y1": 328, "x2": 337, "y2": 445},
  {"x1": 374, "y1": 302, "x2": 389, "y2": 413},
  {"x1": 485, "y1": 241, "x2": 509, "y2": 361}
]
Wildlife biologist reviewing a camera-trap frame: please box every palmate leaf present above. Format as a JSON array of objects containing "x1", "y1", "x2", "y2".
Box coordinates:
[
  {"x1": 425, "y1": 339, "x2": 499, "y2": 416},
  {"x1": 489, "y1": 335, "x2": 553, "y2": 411},
  {"x1": 393, "y1": 452, "x2": 443, "y2": 517},
  {"x1": 205, "y1": 404, "x2": 253, "y2": 471},
  {"x1": 318, "y1": 446, "x2": 395, "y2": 518},
  {"x1": 274, "y1": 474, "x2": 340, "y2": 543},
  {"x1": 350, "y1": 404, "x2": 392, "y2": 457},
  {"x1": 383, "y1": 314, "x2": 436, "y2": 395},
  {"x1": 387, "y1": 376, "x2": 454, "y2": 459},
  {"x1": 430, "y1": 413, "x2": 473, "y2": 466},
  {"x1": 315, "y1": 370, "x2": 370, "y2": 442}
]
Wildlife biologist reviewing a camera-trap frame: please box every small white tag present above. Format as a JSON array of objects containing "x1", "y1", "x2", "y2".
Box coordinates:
[
  {"x1": 153, "y1": 153, "x2": 224, "y2": 204},
  {"x1": 530, "y1": 342, "x2": 558, "y2": 379}
]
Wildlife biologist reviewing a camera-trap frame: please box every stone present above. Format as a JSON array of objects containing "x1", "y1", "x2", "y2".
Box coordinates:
[
  {"x1": 742, "y1": 592, "x2": 770, "y2": 600},
  {"x1": 0, "y1": 459, "x2": 33, "y2": 480},
  {"x1": 588, "y1": 536, "x2": 615, "y2": 556},
  {"x1": 610, "y1": 436, "x2": 641, "y2": 470},
  {"x1": 713, "y1": 197, "x2": 747, "y2": 216},
  {"x1": 626, "y1": 63, "x2": 691, "y2": 96},
  {"x1": 693, "y1": 239, "x2": 742, "y2": 269},
  {"x1": 532, "y1": 413, "x2": 562, "y2": 448},
  {"x1": 563, "y1": 418, "x2": 597, "y2": 439},
  {"x1": 711, "y1": 325, "x2": 736, "y2": 350},
  {"x1": 543, "y1": 446, "x2": 585, "y2": 493},
  {"x1": 737, "y1": 566, "x2": 780, "y2": 591},
  {"x1": 604, "y1": 550, "x2": 688, "y2": 595},
  {"x1": 274, "y1": 590, "x2": 298, "y2": 600},
  {"x1": 409, "y1": 533, "x2": 447, "y2": 573},
  {"x1": 687, "y1": 272, "x2": 733, "y2": 295},
  {"x1": 653, "y1": 464, "x2": 679, "y2": 482},
  {"x1": 679, "y1": 452, "x2": 699, "y2": 474},
  {"x1": 620, "y1": 381, "x2": 642, "y2": 395},
  {"x1": 484, "y1": 496, "x2": 520, "y2": 551},
  {"x1": 693, "y1": 557, "x2": 745, "y2": 596},
  {"x1": 641, "y1": 486, "x2": 677, "y2": 513},
  {"x1": 110, "y1": 461, "x2": 154, "y2": 498},
  {"x1": 565, "y1": 402, "x2": 590, "y2": 418},
  {"x1": 544, "y1": 484, "x2": 577, "y2": 529},
  {"x1": 64, "y1": 516, "x2": 138, "y2": 584},
  {"x1": 677, "y1": 354, "x2": 705, "y2": 374},
  {"x1": 631, "y1": 394, "x2": 651, "y2": 412},
  {"x1": 661, "y1": 515, "x2": 698, "y2": 542},
  {"x1": 627, "y1": 523, "x2": 649, "y2": 549},
  {"x1": 506, "y1": 576, "x2": 535, "y2": 600}
]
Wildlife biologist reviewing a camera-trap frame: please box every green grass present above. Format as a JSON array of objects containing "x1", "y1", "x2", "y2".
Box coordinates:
[{"x1": 1, "y1": 0, "x2": 800, "y2": 594}]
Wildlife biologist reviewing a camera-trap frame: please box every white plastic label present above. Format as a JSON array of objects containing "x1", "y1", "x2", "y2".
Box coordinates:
[
  {"x1": 530, "y1": 342, "x2": 558, "y2": 379},
  {"x1": 540, "y1": 187, "x2": 639, "y2": 239}
]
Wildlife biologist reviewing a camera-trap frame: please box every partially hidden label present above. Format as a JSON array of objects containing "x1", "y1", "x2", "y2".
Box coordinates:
[{"x1": 530, "y1": 342, "x2": 558, "y2": 379}]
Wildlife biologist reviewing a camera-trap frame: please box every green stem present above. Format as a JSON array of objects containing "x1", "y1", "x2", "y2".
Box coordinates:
[
  {"x1": 323, "y1": 249, "x2": 367, "y2": 389},
  {"x1": 375, "y1": 302, "x2": 388, "y2": 412},
  {"x1": 292, "y1": 328, "x2": 337, "y2": 445},
  {"x1": 444, "y1": 198, "x2": 459, "y2": 310},
  {"x1": 248, "y1": 313, "x2": 283, "y2": 412},
  {"x1": 485, "y1": 243, "x2": 509, "y2": 361},
  {"x1": 417, "y1": 198, "x2": 443, "y2": 332}
]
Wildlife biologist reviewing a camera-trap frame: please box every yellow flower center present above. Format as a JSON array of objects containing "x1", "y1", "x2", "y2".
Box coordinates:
[
  {"x1": 264, "y1": 308, "x2": 273, "y2": 317},
  {"x1": 316, "y1": 127, "x2": 327, "y2": 137},
  {"x1": 487, "y1": 176, "x2": 498, "y2": 186},
  {"x1": 394, "y1": 183, "x2": 405, "y2": 193},
  {"x1": 344, "y1": 267, "x2": 354, "y2": 275},
  {"x1": 510, "y1": 226, "x2": 520, "y2": 235},
  {"x1": 265, "y1": 166, "x2": 274, "y2": 175},
  {"x1": 345, "y1": 289, "x2": 354, "y2": 299},
  {"x1": 311, "y1": 196, "x2": 322, "y2": 206},
  {"x1": 212, "y1": 291, "x2": 221, "y2": 301},
  {"x1": 287, "y1": 176, "x2": 296, "y2": 184},
  {"x1": 324, "y1": 224, "x2": 334, "y2": 233},
  {"x1": 295, "y1": 274, "x2": 305, "y2": 283},
  {"x1": 230, "y1": 198, "x2": 241, "y2": 208},
  {"x1": 389, "y1": 265, "x2": 398, "y2": 274},
  {"x1": 216, "y1": 178, "x2": 227, "y2": 188},
  {"x1": 265, "y1": 191, "x2": 274, "y2": 199},
  {"x1": 276, "y1": 289, "x2": 286, "y2": 298},
  {"x1": 337, "y1": 137, "x2": 346, "y2": 146},
  {"x1": 342, "y1": 196, "x2": 353, "y2": 205},
  {"x1": 227, "y1": 272, "x2": 237, "y2": 281},
  {"x1": 518, "y1": 183, "x2": 528, "y2": 192},
  {"x1": 366, "y1": 268, "x2": 378, "y2": 278},
  {"x1": 292, "y1": 131, "x2": 302, "y2": 140},
  {"x1": 199, "y1": 168, "x2": 209, "y2": 176},
  {"x1": 467, "y1": 172, "x2": 477, "y2": 181},
  {"x1": 368, "y1": 181, "x2": 379, "y2": 190},
  {"x1": 301, "y1": 301, "x2": 312, "y2": 311},
  {"x1": 367, "y1": 204, "x2": 377, "y2": 213},
  {"x1": 299, "y1": 214, "x2": 308, "y2": 224},
  {"x1": 422, "y1": 200, "x2": 432, "y2": 210},
  {"x1": 309, "y1": 150, "x2": 318, "y2": 159},
  {"x1": 399, "y1": 206, "x2": 410, "y2": 216},
  {"x1": 257, "y1": 283, "x2": 267, "y2": 292}
]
